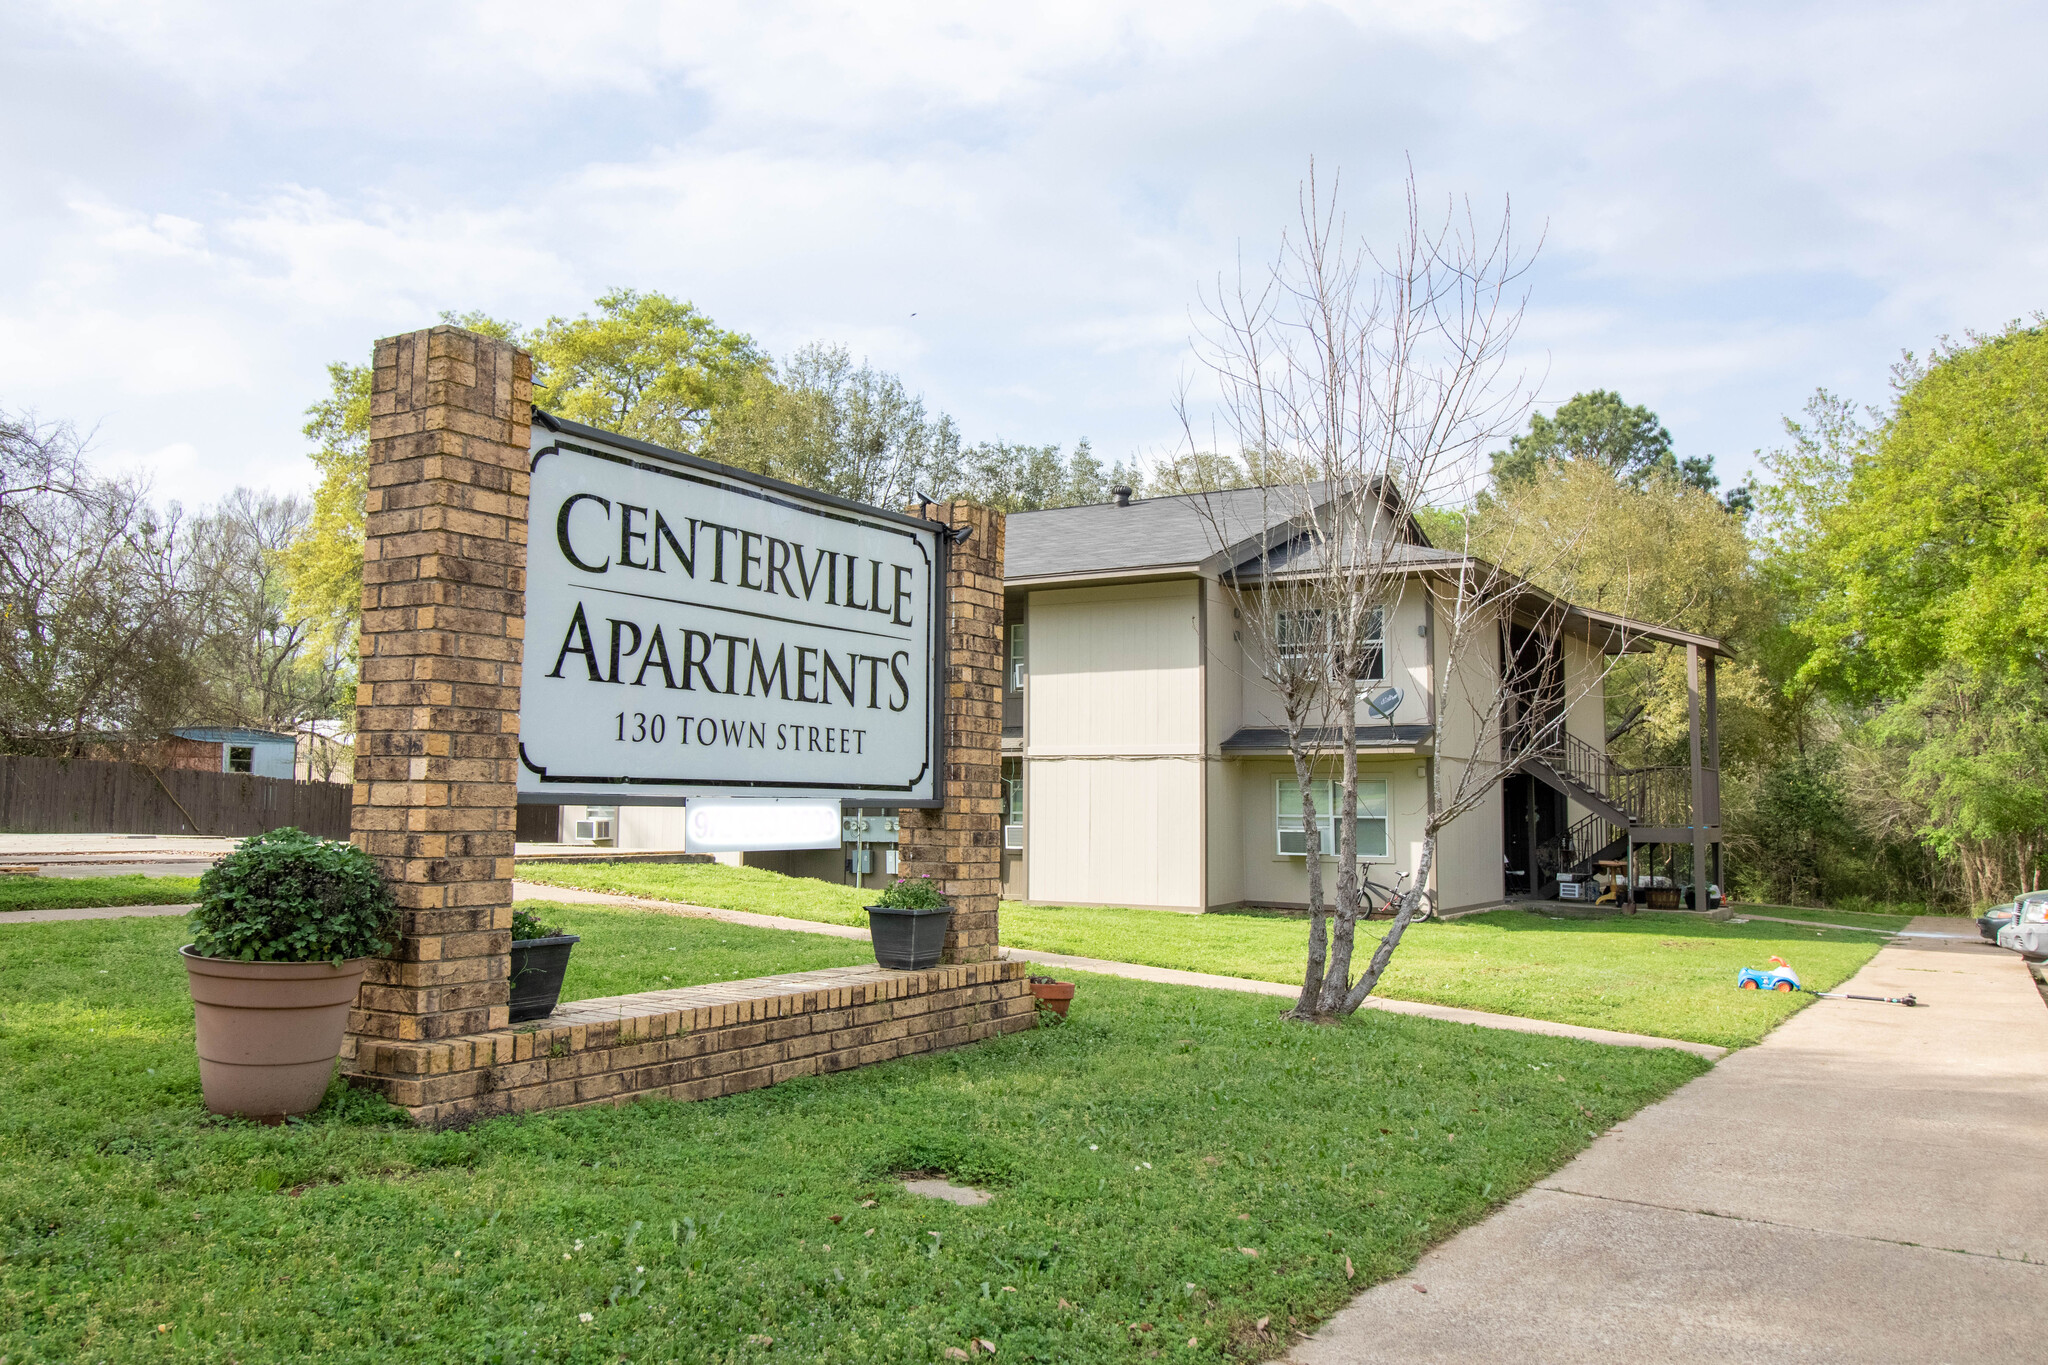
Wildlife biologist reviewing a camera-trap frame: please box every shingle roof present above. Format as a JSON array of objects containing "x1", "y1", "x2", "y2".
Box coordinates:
[{"x1": 1005, "y1": 485, "x2": 1326, "y2": 581}]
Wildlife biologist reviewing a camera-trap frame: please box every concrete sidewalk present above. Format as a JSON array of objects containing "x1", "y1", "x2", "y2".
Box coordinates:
[
  {"x1": 1286, "y1": 917, "x2": 2048, "y2": 1364},
  {"x1": 0, "y1": 903, "x2": 194, "y2": 923}
]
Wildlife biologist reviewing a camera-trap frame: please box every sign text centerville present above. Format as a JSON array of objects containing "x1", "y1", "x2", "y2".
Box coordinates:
[{"x1": 517, "y1": 417, "x2": 944, "y2": 805}]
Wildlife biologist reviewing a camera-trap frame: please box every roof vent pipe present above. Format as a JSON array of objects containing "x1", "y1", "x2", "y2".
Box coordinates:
[{"x1": 1111, "y1": 485, "x2": 1133, "y2": 507}]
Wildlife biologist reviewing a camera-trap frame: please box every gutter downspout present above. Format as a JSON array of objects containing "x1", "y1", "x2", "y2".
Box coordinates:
[
  {"x1": 1196, "y1": 577, "x2": 1210, "y2": 914},
  {"x1": 1424, "y1": 589, "x2": 1439, "y2": 916}
]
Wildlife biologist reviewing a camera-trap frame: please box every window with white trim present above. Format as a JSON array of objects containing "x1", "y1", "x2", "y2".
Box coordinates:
[
  {"x1": 1002, "y1": 757, "x2": 1024, "y2": 849},
  {"x1": 1008, "y1": 623, "x2": 1027, "y2": 693},
  {"x1": 1275, "y1": 606, "x2": 1383, "y2": 685},
  {"x1": 1276, "y1": 608, "x2": 1325, "y2": 663},
  {"x1": 1276, "y1": 777, "x2": 1389, "y2": 858},
  {"x1": 1353, "y1": 606, "x2": 1385, "y2": 686}
]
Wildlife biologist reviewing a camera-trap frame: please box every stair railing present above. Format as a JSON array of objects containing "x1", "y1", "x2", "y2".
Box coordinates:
[{"x1": 1538, "y1": 730, "x2": 1702, "y2": 829}]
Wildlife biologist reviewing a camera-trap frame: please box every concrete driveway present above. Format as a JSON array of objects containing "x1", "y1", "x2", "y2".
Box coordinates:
[{"x1": 1288, "y1": 919, "x2": 2048, "y2": 1364}]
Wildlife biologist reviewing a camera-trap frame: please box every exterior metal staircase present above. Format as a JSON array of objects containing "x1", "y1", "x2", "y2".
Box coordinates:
[{"x1": 1519, "y1": 733, "x2": 1717, "y2": 898}]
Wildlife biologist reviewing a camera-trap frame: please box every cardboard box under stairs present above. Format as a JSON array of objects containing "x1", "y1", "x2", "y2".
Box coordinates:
[{"x1": 342, "y1": 960, "x2": 1036, "y2": 1127}]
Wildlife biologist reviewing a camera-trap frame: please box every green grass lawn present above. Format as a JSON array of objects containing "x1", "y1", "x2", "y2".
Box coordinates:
[
  {"x1": 524, "y1": 899, "x2": 876, "y2": 1001},
  {"x1": 0, "y1": 874, "x2": 202, "y2": 913},
  {"x1": 516, "y1": 862, "x2": 1891, "y2": 1050},
  {"x1": 1728, "y1": 903, "x2": 1915, "y2": 932},
  {"x1": 0, "y1": 914, "x2": 1708, "y2": 1365},
  {"x1": 1004, "y1": 905, "x2": 1889, "y2": 1050},
  {"x1": 517, "y1": 859, "x2": 872, "y2": 927}
]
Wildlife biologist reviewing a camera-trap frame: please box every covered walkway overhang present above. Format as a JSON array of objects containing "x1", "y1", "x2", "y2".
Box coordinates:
[{"x1": 1219, "y1": 723, "x2": 1434, "y2": 759}]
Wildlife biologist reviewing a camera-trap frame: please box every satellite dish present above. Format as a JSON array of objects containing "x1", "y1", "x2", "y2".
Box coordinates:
[{"x1": 1365, "y1": 687, "x2": 1403, "y2": 723}]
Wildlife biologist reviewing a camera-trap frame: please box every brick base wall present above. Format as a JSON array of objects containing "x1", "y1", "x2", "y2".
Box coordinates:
[{"x1": 343, "y1": 961, "x2": 1035, "y2": 1128}]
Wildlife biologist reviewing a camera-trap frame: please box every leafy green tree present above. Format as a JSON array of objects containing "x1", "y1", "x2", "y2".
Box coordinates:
[
  {"x1": 1469, "y1": 455, "x2": 1774, "y2": 769},
  {"x1": 1724, "y1": 753, "x2": 1864, "y2": 907},
  {"x1": 1147, "y1": 450, "x2": 1252, "y2": 496},
  {"x1": 710, "y1": 343, "x2": 961, "y2": 509},
  {"x1": 1789, "y1": 323, "x2": 2048, "y2": 701},
  {"x1": 1489, "y1": 389, "x2": 1726, "y2": 498},
  {"x1": 281, "y1": 294, "x2": 765, "y2": 643},
  {"x1": 529, "y1": 289, "x2": 769, "y2": 453},
  {"x1": 278, "y1": 362, "x2": 371, "y2": 651}
]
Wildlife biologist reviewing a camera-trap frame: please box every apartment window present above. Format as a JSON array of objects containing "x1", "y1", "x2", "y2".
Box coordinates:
[
  {"x1": 1276, "y1": 608, "x2": 1325, "y2": 662},
  {"x1": 1002, "y1": 757, "x2": 1024, "y2": 849},
  {"x1": 1354, "y1": 606, "x2": 1385, "y2": 686},
  {"x1": 227, "y1": 745, "x2": 254, "y2": 774},
  {"x1": 1275, "y1": 777, "x2": 1389, "y2": 858},
  {"x1": 1008, "y1": 623, "x2": 1027, "y2": 693},
  {"x1": 1276, "y1": 607, "x2": 1382, "y2": 683}
]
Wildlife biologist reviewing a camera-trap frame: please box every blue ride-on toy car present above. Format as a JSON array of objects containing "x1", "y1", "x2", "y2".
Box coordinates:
[{"x1": 1737, "y1": 956, "x2": 1802, "y2": 992}]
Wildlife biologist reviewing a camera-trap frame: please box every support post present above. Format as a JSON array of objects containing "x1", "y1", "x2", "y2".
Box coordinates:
[
  {"x1": 346, "y1": 326, "x2": 532, "y2": 1044},
  {"x1": 1706, "y1": 653, "x2": 1722, "y2": 902},
  {"x1": 897, "y1": 502, "x2": 1005, "y2": 964},
  {"x1": 1686, "y1": 643, "x2": 1718, "y2": 918}
]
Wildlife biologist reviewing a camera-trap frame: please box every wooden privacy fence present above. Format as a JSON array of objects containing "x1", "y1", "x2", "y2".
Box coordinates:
[{"x1": 0, "y1": 754, "x2": 351, "y2": 839}]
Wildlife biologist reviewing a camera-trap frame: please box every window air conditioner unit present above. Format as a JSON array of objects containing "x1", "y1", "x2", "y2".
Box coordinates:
[
  {"x1": 1003, "y1": 823, "x2": 1024, "y2": 850},
  {"x1": 573, "y1": 819, "x2": 613, "y2": 843}
]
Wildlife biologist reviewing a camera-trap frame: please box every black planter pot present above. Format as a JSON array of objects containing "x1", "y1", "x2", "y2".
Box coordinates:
[
  {"x1": 865, "y1": 905, "x2": 952, "y2": 971},
  {"x1": 509, "y1": 934, "x2": 580, "y2": 1023}
]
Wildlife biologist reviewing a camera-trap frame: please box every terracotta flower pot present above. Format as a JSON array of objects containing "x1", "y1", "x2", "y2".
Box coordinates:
[
  {"x1": 1030, "y1": 978, "x2": 1075, "y2": 1017},
  {"x1": 181, "y1": 946, "x2": 371, "y2": 1121}
]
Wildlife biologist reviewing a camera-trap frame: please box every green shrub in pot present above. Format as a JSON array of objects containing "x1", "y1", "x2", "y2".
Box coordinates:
[
  {"x1": 866, "y1": 874, "x2": 951, "y2": 969},
  {"x1": 190, "y1": 827, "x2": 398, "y2": 964},
  {"x1": 872, "y1": 875, "x2": 950, "y2": 910},
  {"x1": 509, "y1": 906, "x2": 581, "y2": 1023},
  {"x1": 181, "y1": 828, "x2": 397, "y2": 1121}
]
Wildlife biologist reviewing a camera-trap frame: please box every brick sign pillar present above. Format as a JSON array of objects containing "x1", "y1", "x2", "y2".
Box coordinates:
[
  {"x1": 347, "y1": 326, "x2": 532, "y2": 1047},
  {"x1": 897, "y1": 502, "x2": 1005, "y2": 964}
]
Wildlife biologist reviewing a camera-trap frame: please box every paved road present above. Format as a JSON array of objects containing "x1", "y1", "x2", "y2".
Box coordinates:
[{"x1": 1286, "y1": 919, "x2": 2048, "y2": 1364}]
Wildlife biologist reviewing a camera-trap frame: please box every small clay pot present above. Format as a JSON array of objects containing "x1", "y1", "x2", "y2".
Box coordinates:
[
  {"x1": 1030, "y1": 979, "x2": 1075, "y2": 1017},
  {"x1": 181, "y1": 946, "x2": 371, "y2": 1121}
]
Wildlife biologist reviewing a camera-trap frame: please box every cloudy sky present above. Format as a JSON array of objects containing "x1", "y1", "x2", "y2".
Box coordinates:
[{"x1": 3, "y1": 1, "x2": 2042, "y2": 510}]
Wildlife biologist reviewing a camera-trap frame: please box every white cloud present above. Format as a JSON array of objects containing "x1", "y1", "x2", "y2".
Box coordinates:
[{"x1": 2, "y1": 0, "x2": 2044, "y2": 506}]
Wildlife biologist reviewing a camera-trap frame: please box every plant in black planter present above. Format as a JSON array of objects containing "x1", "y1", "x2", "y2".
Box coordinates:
[
  {"x1": 509, "y1": 907, "x2": 580, "y2": 1023},
  {"x1": 182, "y1": 827, "x2": 398, "y2": 1121},
  {"x1": 866, "y1": 875, "x2": 952, "y2": 971}
]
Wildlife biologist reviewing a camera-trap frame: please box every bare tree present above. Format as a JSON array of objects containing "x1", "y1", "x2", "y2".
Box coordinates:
[
  {"x1": 1183, "y1": 167, "x2": 1649, "y2": 1021},
  {"x1": 0, "y1": 414, "x2": 197, "y2": 754},
  {"x1": 184, "y1": 489, "x2": 351, "y2": 740}
]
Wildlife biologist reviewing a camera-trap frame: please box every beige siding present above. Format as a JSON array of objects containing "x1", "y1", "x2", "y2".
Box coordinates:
[
  {"x1": 1207, "y1": 758, "x2": 1242, "y2": 906},
  {"x1": 1203, "y1": 580, "x2": 1241, "y2": 907},
  {"x1": 1231, "y1": 758, "x2": 1431, "y2": 909},
  {"x1": 1432, "y1": 599, "x2": 1507, "y2": 911},
  {"x1": 1028, "y1": 581, "x2": 1201, "y2": 754},
  {"x1": 1434, "y1": 786, "x2": 1504, "y2": 911},
  {"x1": 1556, "y1": 631, "x2": 1611, "y2": 836},
  {"x1": 1026, "y1": 757, "x2": 1203, "y2": 909},
  {"x1": 1232, "y1": 587, "x2": 1434, "y2": 732},
  {"x1": 1022, "y1": 580, "x2": 1205, "y2": 908}
]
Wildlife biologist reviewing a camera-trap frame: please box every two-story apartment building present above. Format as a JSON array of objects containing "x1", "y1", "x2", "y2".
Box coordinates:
[{"x1": 997, "y1": 485, "x2": 1726, "y2": 916}]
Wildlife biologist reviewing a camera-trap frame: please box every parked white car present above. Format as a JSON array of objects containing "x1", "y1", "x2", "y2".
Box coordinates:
[{"x1": 1995, "y1": 892, "x2": 2048, "y2": 961}]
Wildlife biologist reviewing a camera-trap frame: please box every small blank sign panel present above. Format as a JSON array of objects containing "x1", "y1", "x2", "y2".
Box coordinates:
[{"x1": 684, "y1": 798, "x2": 843, "y2": 852}]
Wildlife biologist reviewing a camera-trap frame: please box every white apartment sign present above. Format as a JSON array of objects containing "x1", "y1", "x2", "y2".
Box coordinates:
[{"x1": 517, "y1": 415, "x2": 944, "y2": 806}]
